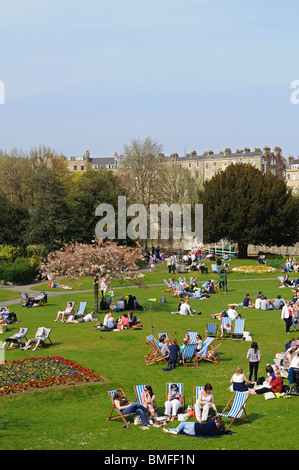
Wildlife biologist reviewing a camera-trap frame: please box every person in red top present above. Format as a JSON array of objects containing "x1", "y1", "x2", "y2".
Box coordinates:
[
  {"x1": 117, "y1": 312, "x2": 130, "y2": 329},
  {"x1": 255, "y1": 370, "x2": 284, "y2": 395}
]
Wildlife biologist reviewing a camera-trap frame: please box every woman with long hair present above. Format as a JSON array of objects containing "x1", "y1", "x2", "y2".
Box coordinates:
[{"x1": 247, "y1": 341, "x2": 261, "y2": 382}]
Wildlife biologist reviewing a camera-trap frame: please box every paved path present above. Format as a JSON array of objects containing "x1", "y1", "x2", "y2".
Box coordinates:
[{"x1": 0, "y1": 274, "x2": 282, "y2": 307}]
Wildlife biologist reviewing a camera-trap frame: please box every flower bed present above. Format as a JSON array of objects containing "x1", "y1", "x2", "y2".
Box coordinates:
[
  {"x1": 232, "y1": 265, "x2": 276, "y2": 274},
  {"x1": 0, "y1": 356, "x2": 104, "y2": 395}
]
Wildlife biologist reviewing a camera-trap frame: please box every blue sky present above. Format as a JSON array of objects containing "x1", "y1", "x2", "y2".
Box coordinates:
[{"x1": 1, "y1": 0, "x2": 299, "y2": 158}]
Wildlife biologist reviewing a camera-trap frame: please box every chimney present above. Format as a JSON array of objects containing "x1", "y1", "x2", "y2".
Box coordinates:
[
  {"x1": 274, "y1": 146, "x2": 282, "y2": 157},
  {"x1": 86, "y1": 150, "x2": 90, "y2": 162},
  {"x1": 224, "y1": 148, "x2": 231, "y2": 157},
  {"x1": 263, "y1": 146, "x2": 271, "y2": 155},
  {"x1": 288, "y1": 155, "x2": 294, "y2": 165},
  {"x1": 243, "y1": 147, "x2": 250, "y2": 155}
]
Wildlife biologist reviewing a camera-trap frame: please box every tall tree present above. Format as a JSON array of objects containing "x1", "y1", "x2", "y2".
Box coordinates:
[
  {"x1": 199, "y1": 163, "x2": 299, "y2": 257},
  {"x1": 40, "y1": 239, "x2": 147, "y2": 313}
]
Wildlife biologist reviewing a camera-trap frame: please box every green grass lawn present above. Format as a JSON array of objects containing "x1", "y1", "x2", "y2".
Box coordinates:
[{"x1": 0, "y1": 263, "x2": 298, "y2": 450}]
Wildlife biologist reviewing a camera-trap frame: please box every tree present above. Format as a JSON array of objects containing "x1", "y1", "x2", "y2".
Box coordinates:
[
  {"x1": 0, "y1": 193, "x2": 30, "y2": 246},
  {"x1": 199, "y1": 163, "x2": 299, "y2": 257},
  {"x1": 69, "y1": 169, "x2": 127, "y2": 243},
  {"x1": 119, "y1": 137, "x2": 165, "y2": 249},
  {"x1": 39, "y1": 239, "x2": 147, "y2": 313}
]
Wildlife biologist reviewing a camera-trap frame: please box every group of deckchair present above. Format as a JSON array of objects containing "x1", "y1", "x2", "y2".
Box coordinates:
[
  {"x1": 106, "y1": 382, "x2": 251, "y2": 429},
  {"x1": 205, "y1": 318, "x2": 246, "y2": 340},
  {"x1": 2, "y1": 327, "x2": 52, "y2": 349},
  {"x1": 145, "y1": 333, "x2": 222, "y2": 368},
  {"x1": 63, "y1": 301, "x2": 88, "y2": 318},
  {"x1": 163, "y1": 278, "x2": 221, "y2": 298},
  {"x1": 20, "y1": 292, "x2": 47, "y2": 307}
]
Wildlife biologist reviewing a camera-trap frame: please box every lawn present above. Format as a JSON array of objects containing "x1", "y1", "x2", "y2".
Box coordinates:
[{"x1": 0, "y1": 261, "x2": 298, "y2": 451}]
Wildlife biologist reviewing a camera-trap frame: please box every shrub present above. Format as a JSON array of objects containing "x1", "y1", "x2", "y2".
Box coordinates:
[
  {"x1": 0, "y1": 245, "x2": 21, "y2": 262},
  {"x1": 0, "y1": 259, "x2": 40, "y2": 285}
]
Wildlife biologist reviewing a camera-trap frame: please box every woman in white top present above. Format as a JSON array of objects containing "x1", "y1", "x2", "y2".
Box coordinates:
[
  {"x1": 281, "y1": 300, "x2": 293, "y2": 334},
  {"x1": 195, "y1": 383, "x2": 218, "y2": 423},
  {"x1": 230, "y1": 366, "x2": 253, "y2": 392},
  {"x1": 141, "y1": 385, "x2": 156, "y2": 420}
]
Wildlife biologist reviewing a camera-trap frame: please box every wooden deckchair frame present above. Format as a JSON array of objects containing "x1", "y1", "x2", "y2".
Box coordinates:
[{"x1": 218, "y1": 391, "x2": 250, "y2": 428}]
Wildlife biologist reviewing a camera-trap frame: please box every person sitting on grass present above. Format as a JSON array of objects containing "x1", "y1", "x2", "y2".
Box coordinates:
[
  {"x1": 163, "y1": 418, "x2": 226, "y2": 437},
  {"x1": 64, "y1": 311, "x2": 97, "y2": 324}
]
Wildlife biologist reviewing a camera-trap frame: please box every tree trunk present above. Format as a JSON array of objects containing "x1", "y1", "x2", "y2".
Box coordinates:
[
  {"x1": 93, "y1": 277, "x2": 99, "y2": 313},
  {"x1": 238, "y1": 242, "x2": 248, "y2": 259}
]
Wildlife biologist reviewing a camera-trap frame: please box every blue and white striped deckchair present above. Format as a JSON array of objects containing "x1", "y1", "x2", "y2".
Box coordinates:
[
  {"x1": 145, "y1": 335, "x2": 169, "y2": 365},
  {"x1": 166, "y1": 383, "x2": 185, "y2": 410},
  {"x1": 163, "y1": 279, "x2": 173, "y2": 292},
  {"x1": 218, "y1": 391, "x2": 250, "y2": 428},
  {"x1": 232, "y1": 319, "x2": 245, "y2": 339},
  {"x1": 181, "y1": 343, "x2": 198, "y2": 368},
  {"x1": 196, "y1": 337, "x2": 216, "y2": 362},
  {"x1": 74, "y1": 301, "x2": 87, "y2": 318},
  {"x1": 205, "y1": 323, "x2": 219, "y2": 339},
  {"x1": 193, "y1": 386, "x2": 215, "y2": 419},
  {"x1": 221, "y1": 317, "x2": 232, "y2": 338},
  {"x1": 188, "y1": 331, "x2": 198, "y2": 343},
  {"x1": 134, "y1": 385, "x2": 157, "y2": 412}
]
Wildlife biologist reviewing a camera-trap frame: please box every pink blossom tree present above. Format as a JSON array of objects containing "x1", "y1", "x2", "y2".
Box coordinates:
[{"x1": 39, "y1": 239, "x2": 147, "y2": 313}]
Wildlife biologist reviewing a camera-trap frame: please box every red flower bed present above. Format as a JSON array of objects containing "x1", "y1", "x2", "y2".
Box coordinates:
[{"x1": 0, "y1": 356, "x2": 104, "y2": 395}]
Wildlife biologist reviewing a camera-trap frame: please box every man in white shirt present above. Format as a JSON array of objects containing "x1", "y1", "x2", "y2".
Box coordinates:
[
  {"x1": 227, "y1": 306, "x2": 239, "y2": 320},
  {"x1": 177, "y1": 300, "x2": 194, "y2": 316}
]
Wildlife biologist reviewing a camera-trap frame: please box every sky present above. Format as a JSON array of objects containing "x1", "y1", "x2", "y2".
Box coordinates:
[{"x1": 1, "y1": 0, "x2": 299, "y2": 159}]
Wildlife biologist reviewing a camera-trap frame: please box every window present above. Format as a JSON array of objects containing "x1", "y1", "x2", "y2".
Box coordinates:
[
  {"x1": 205, "y1": 163, "x2": 208, "y2": 169},
  {"x1": 73, "y1": 165, "x2": 77, "y2": 171},
  {"x1": 81, "y1": 166, "x2": 85, "y2": 171},
  {"x1": 188, "y1": 163, "x2": 192, "y2": 168}
]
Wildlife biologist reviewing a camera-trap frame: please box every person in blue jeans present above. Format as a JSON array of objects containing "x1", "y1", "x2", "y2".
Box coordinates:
[
  {"x1": 113, "y1": 389, "x2": 150, "y2": 429},
  {"x1": 163, "y1": 418, "x2": 226, "y2": 436}
]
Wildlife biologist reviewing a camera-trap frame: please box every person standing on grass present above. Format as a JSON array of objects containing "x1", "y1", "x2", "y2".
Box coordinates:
[
  {"x1": 281, "y1": 300, "x2": 293, "y2": 334},
  {"x1": 247, "y1": 341, "x2": 261, "y2": 382}
]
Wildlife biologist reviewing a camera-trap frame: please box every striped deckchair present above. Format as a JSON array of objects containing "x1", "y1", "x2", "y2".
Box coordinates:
[
  {"x1": 181, "y1": 343, "x2": 198, "y2": 368},
  {"x1": 205, "y1": 323, "x2": 219, "y2": 339},
  {"x1": 218, "y1": 391, "x2": 250, "y2": 428},
  {"x1": 232, "y1": 319, "x2": 245, "y2": 339}
]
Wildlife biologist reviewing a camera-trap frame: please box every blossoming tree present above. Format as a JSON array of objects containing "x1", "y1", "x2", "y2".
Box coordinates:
[{"x1": 39, "y1": 239, "x2": 147, "y2": 313}]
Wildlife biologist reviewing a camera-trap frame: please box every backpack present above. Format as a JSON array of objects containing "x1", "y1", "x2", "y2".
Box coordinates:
[
  {"x1": 160, "y1": 296, "x2": 167, "y2": 303},
  {"x1": 100, "y1": 297, "x2": 109, "y2": 310}
]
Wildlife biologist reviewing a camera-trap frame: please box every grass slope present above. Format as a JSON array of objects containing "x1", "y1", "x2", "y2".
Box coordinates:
[{"x1": 0, "y1": 262, "x2": 298, "y2": 450}]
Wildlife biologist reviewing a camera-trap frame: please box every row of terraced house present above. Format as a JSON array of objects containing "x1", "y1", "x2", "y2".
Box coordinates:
[{"x1": 64, "y1": 146, "x2": 299, "y2": 194}]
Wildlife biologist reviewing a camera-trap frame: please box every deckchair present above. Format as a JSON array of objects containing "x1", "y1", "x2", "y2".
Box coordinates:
[
  {"x1": 196, "y1": 337, "x2": 216, "y2": 362},
  {"x1": 179, "y1": 277, "x2": 186, "y2": 285},
  {"x1": 166, "y1": 382, "x2": 185, "y2": 410},
  {"x1": 181, "y1": 343, "x2": 198, "y2": 368},
  {"x1": 106, "y1": 389, "x2": 133, "y2": 426},
  {"x1": 211, "y1": 264, "x2": 217, "y2": 273},
  {"x1": 193, "y1": 386, "x2": 215, "y2": 419},
  {"x1": 40, "y1": 328, "x2": 52, "y2": 348},
  {"x1": 171, "y1": 282, "x2": 183, "y2": 298},
  {"x1": 218, "y1": 391, "x2": 251, "y2": 428},
  {"x1": 221, "y1": 317, "x2": 232, "y2": 339},
  {"x1": 145, "y1": 335, "x2": 169, "y2": 365},
  {"x1": 213, "y1": 280, "x2": 221, "y2": 293},
  {"x1": 5, "y1": 327, "x2": 29, "y2": 349},
  {"x1": 201, "y1": 342, "x2": 222, "y2": 364},
  {"x1": 133, "y1": 384, "x2": 157, "y2": 412},
  {"x1": 163, "y1": 279, "x2": 173, "y2": 292},
  {"x1": 193, "y1": 385, "x2": 204, "y2": 408},
  {"x1": 205, "y1": 323, "x2": 219, "y2": 339},
  {"x1": 278, "y1": 276, "x2": 285, "y2": 286},
  {"x1": 20, "y1": 292, "x2": 29, "y2": 306},
  {"x1": 74, "y1": 301, "x2": 87, "y2": 318},
  {"x1": 232, "y1": 318, "x2": 245, "y2": 339},
  {"x1": 188, "y1": 331, "x2": 198, "y2": 343},
  {"x1": 32, "y1": 293, "x2": 47, "y2": 306}
]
